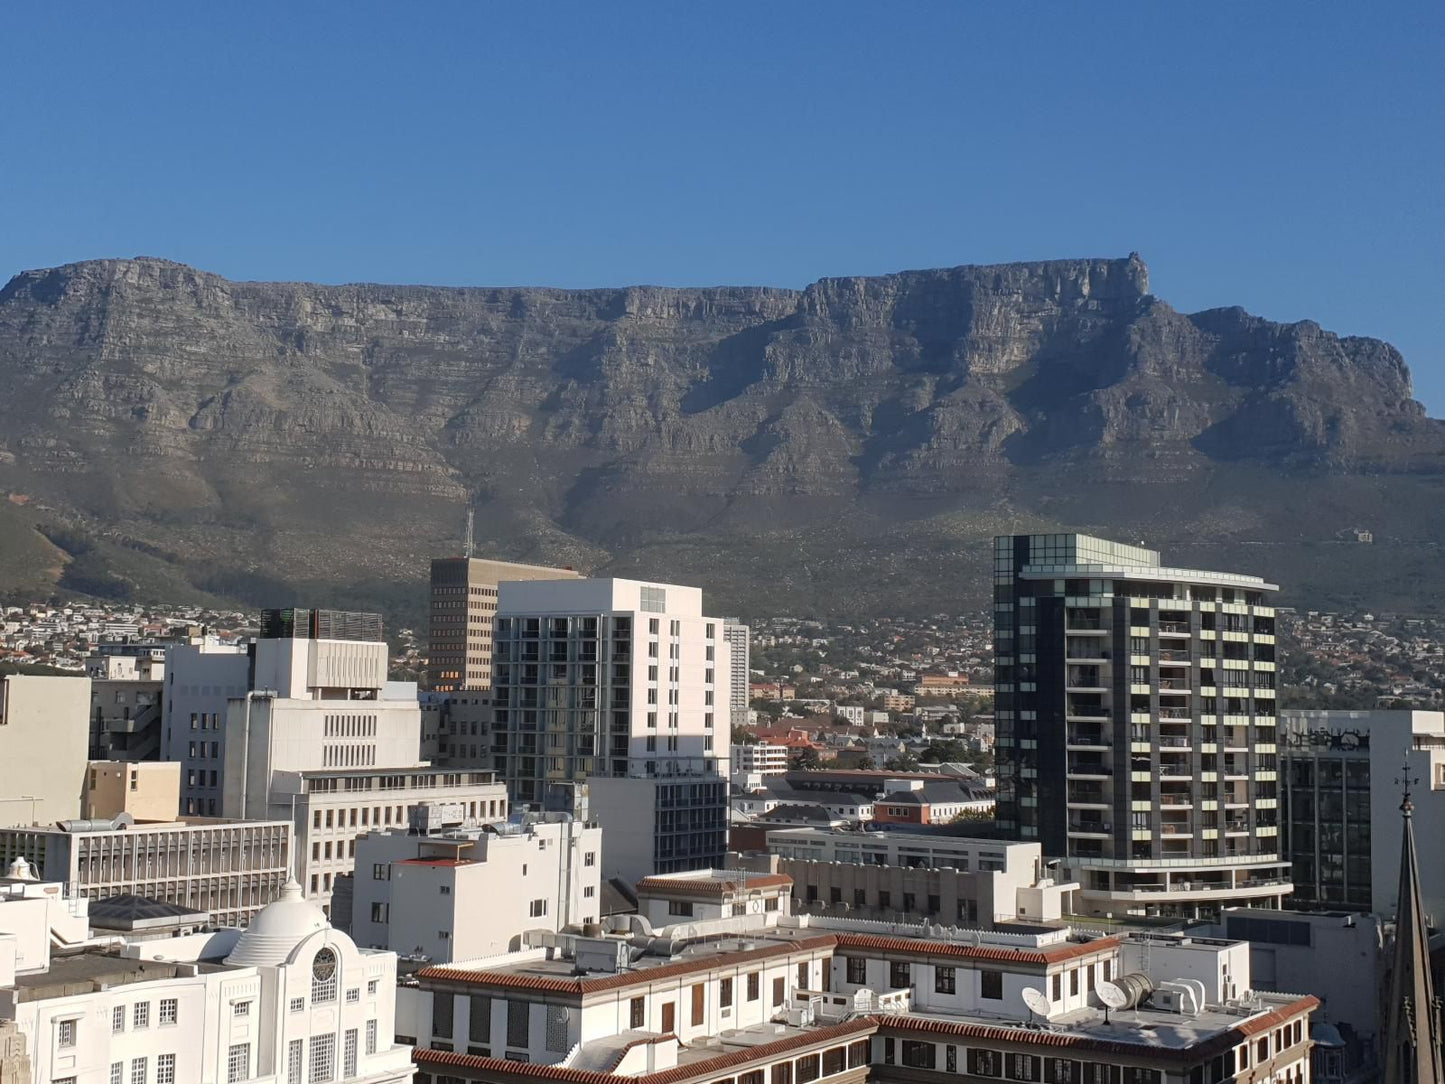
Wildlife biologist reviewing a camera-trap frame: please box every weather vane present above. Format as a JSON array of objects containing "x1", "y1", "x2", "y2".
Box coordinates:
[{"x1": 1396, "y1": 760, "x2": 1419, "y2": 815}]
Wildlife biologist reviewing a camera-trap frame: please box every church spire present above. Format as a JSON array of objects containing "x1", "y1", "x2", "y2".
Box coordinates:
[{"x1": 1384, "y1": 762, "x2": 1444, "y2": 1083}]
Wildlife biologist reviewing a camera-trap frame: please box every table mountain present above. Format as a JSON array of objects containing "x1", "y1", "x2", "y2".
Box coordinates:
[{"x1": 2, "y1": 253, "x2": 1442, "y2": 620}]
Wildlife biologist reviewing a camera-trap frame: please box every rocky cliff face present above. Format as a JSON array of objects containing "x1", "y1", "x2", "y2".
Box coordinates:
[{"x1": 1, "y1": 254, "x2": 1440, "y2": 616}]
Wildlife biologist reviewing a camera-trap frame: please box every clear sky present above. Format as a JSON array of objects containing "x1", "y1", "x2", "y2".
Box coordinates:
[{"x1": 4, "y1": 3, "x2": 1442, "y2": 408}]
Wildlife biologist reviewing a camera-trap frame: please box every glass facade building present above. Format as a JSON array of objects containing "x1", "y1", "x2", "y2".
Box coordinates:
[{"x1": 994, "y1": 534, "x2": 1292, "y2": 918}]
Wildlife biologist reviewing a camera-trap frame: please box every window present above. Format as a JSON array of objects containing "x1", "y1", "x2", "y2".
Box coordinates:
[
  {"x1": 902, "y1": 1041, "x2": 937, "y2": 1069},
  {"x1": 159, "y1": 998, "x2": 177, "y2": 1025},
  {"x1": 981, "y1": 969, "x2": 1004, "y2": 1000},
  {"x1": 720, "y1": 977, "x2": 733, "y2": 1008},
  {"x1": 529, "y1": 899, "x2": 547, "y2": 917},
  {"x1": 112, "y1": 1064, "x2": 124, "y2": 1084},
  {"x1": 131, "y1": 1057, "x2": 148, "y2": 1084},
  {"x1": 823, "y1": 1046, "x2": 846, "y2": 1076},
  {"x1": 371, "y1": 902, "x2": 389, "y2": 923},
  {"x1": 309, "y1": 1035, "x2": 335, "y2": 1083},
  {"x1": 434, "y1": 992, "x2": 454, "y2": 1038},
  {"x1": 372, "y1": 863, "x2": 390, "y2": 880},
  {"x1": 935, "y1": 966, "x2": 956, "y2": 995},
  {"x1": 584, "y1": 852, "x2": 596, "y2": 867},
  {"x1": 507, "y1": 1000, "x2": 529, "y2": 1048},
  {"x1": 233, "y1": 1000, "x2": 252, "y2": 1017},
  {"x1": 344, "y1": 1029, "x2": 358, "y2": 1077},
  {"x1": 889, "y1": 960, "x2": 911, "y2": 988},
  {"x1": 772, "y1": 976, "x2": 785, "y2": 1006},
  {"x1": 368, "y1": 979, "x2": 379, "y2": 996},
  {"x1": 113, "y1": 1005, "x2": 126, "y2": 1032},
  {"x1": 691, "y1": 983, "x2": 706, "y2": 1026},
  {"x1": 58, "y1": 1018, "x2": 78, "y2": 1047},
  {"x1": 134, "y1": 1001, "x2": 150, "y2": 1028},
  {"x1": 346, "y1": 988, "x2": 361, "y2": 1004},
  {"x1": 227, "y1": 1044, "x2": 250, "y2": 1083},
  {"x1": 796, "y1": 1053, "x2": 821, "y2": 1082},
  {"x1": 631, "y1": 996, "x2": 646, "y2": 1028},
  {"x1": 469, "y1": 995, "x2": 491, "y2": 1044},
  {"x1": 289, "y1": 997, "x2": 305, "y2": 1013},
  {"x1": 366, "y1": 1019, "x2": 379, "y2": 1055},
  {"x1": 287, "y1": 1040, "x2": 303, "y2": 1084},
  {"x1": 748, "y1": 972, "x2": 760, "y2": 1001},
  {"x1": 156, "y1": 1054, "x2": 175, "y2": 1084},
  {"x1": 845, "y1": 957, "x2": 866, "y2": 985},
  {"x1": 311, "y1": 948, "x2": 338, "y2": 1003}
]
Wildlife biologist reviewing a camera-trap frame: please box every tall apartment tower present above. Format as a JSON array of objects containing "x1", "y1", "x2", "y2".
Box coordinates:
[
  {"x1": 993, "y1": 533, "x2": 1291, "y2": 918},
  {"x1": 492, "y1": 578, "x2": 731, "y2": 882},
  {"x1": 427, "y1": 557, "x2": 581, "y2": 690},
  {"x1": 722, "y1": 619, "x2": 751, "y2": 732}
]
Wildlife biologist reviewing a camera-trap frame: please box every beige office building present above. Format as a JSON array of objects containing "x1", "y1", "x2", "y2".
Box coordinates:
[
  {"x1": 0, "y1": 674, "x2": 92, "y2": 826},
  {"x1": 427, "y1": 557, "x2": 580, "y2": 690},
  {"x1": 83, "y1": 761, "x2": 183, "y2": 822}
]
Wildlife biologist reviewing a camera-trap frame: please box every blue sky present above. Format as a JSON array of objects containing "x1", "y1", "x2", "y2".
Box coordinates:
[{"x1": 4, "y1": 3, "x2": 1442, "y2": 407}]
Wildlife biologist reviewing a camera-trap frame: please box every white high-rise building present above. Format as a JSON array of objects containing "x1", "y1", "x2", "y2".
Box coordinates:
[
  {"x1": 160, "y1": 640, "x2": 251, "y2": 817},
  {"x1": 492, "y1": 578, "x2": 731, "y2": 882},
  {"x1": 723, "y1": 618, "x2": 751, "y2": 732}
]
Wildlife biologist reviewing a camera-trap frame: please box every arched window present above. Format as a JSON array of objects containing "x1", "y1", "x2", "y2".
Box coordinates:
[{"x1": 312, "y1": 947, "x2": 338, "y2": 1003}]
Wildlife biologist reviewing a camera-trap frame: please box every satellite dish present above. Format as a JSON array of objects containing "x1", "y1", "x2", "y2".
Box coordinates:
[
  {"x1": 1021, "y1": 987, "x2": 1051, "y2": 1021},
  {"x1": 1097, "y1": 979, "x2": 1127, "y2": 1026},
  {"x1": 1097, "y1": 980, "x2": 1128, "y2": 1009}
]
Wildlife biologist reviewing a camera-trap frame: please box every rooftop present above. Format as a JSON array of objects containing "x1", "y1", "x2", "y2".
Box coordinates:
[
  {"x1": 10, "y1": 950, "x2": 228, "y2": 1002},
  {"x1": 635, "y1": 870, "x2": 794, "y2": 896},
  {"x1": 893, "y1": 993, "x2": 1318, "y2": 1061}
]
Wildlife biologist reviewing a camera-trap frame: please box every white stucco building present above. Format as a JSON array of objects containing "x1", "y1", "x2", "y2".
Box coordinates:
[
  {"x1": 0, "y1": 869, "x2": 414, "y2": 1084},
  {"x1": 350, "y1": 811, "x2": 602, "y2": 964}
]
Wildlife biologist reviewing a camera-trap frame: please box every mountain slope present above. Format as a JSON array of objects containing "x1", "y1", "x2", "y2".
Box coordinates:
[{"x1": 1, "y1": 254, "x2": 1442, "y2": 619}]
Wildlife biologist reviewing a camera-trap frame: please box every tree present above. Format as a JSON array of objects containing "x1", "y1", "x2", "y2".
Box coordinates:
[
  {"x1": 884, "y1": 753, "x2": 920, "y2": 771},
  {"x1": 792, "y1": 747, "x2": 822, "y2": 770}
]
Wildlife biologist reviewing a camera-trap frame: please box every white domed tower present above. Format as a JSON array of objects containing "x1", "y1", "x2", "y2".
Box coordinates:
[
  {"x1": 220, "y1": 879, "x2": 412, "y2": 1083},
  {"x1": 225, "y1": 879, "x2": 329, "y2": 967}
]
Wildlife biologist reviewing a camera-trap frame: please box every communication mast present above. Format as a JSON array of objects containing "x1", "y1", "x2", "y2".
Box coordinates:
[{"x1": 463, "y1": 507, "x2": 474, "y2": 558}]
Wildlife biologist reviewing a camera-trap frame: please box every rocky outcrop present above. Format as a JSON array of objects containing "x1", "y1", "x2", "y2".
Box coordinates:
[{"x1": 0, "y1": 254, "x2": 1441, "y2": 615}]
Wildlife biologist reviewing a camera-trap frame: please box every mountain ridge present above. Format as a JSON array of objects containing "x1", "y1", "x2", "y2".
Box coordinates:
[{"x1": 2, "y1": 253, "x2": 1442, "y2": 622}]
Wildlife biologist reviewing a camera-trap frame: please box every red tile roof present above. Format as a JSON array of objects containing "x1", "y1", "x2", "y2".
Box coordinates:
[
  {"x1": 635, "y1": 873, "x2": 793, "y2": 897},
  {"x1": 417, "y1": 934, "x2": 837, "y2": 996},
  {"x1": 414, "y1": 1017, "x2": 874, "y2": 1084},
  {"x1": 833, "y1": 931, "x2": 1119, "y2": 967}
]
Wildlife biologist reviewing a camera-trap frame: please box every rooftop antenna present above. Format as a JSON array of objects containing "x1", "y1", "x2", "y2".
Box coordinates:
[{"x1": 463, "y1": 507, "x2": 474, "y2": 559}]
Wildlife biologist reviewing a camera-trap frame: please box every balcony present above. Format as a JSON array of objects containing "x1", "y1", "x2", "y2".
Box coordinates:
[
  {"x1": 1066, "y1": 667, "x2": 1107, "y2": 692},
  {"x1": 1158, "y1": 650, "x2": 1192, "y2": 665},
  {"x1": 1068, "y1": 819, "x2": 1112, "y2": 838},
  {"x1": 1159, "y1": 794, "x2": 1194, "y2": 808},
  {"x1": 1158, "y1": 736, "x2": 1192, "y2": 749},
  {"x1": 1067, "y1": 761, "x2": 1113, "y2": 780},
  {"x1": 1067, "y1": 729, "x2": 1112, "y2": 750},
  {"x1": 1158, "y1": 622, "x2": 1191, "y2": 636}
]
